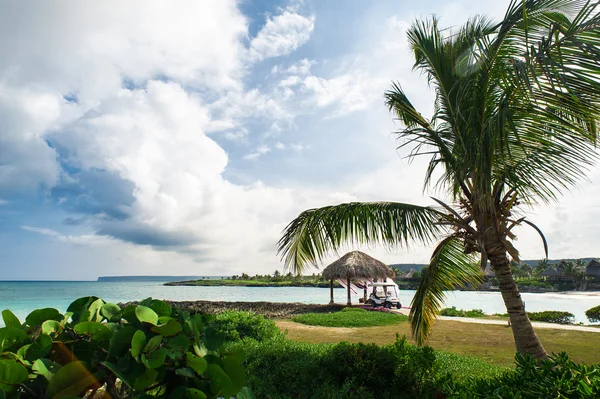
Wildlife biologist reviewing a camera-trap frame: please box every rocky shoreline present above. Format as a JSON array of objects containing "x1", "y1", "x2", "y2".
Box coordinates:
[{"x1": 119, "y1": 300, "x2": 346, "y2": 318}]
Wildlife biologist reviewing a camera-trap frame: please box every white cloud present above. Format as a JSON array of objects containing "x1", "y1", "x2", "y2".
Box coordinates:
[
  {"x1": 21, "y1": 226, "x2": 60, "y2": 237},
  {"x1": 3, "y1": 0, "x2": 600, "y2": 280},
  {"x1": 249, "y1": 10, "x2": 315, "y2": 62}
]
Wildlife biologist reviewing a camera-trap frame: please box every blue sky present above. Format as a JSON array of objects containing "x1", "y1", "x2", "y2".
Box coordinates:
[{"x1": 1, "y1": 0, "x2": 599, "y2": 280}]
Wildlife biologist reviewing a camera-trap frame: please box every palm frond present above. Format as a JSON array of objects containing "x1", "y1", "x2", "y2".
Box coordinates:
[
  {"x1": 410, "y1": 237, "x2": 482, "y2": 345},
  {"x1": 277, "y1": 202, "x2": 443, "y2": 274}
]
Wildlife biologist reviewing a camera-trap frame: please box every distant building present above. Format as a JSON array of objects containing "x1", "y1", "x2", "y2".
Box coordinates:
[
  {"x1": 586, "y1": 259, "x2": 600, "y2": 280},
  {"x1": 539, "y1": 267, "x2": 567, "y2": 281}
]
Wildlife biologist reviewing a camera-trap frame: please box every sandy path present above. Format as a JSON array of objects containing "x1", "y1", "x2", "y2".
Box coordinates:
[{"x1": 390, "y1": 308, "x2": 600, "y2": 333}]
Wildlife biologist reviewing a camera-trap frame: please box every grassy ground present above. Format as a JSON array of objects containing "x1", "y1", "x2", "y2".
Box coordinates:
[
  {"x1": 291, "y1": 308, "x2": 408, "y2": 327},
  {"x1": 276, "y1": 318, "x2": 600, "y2": 368}
]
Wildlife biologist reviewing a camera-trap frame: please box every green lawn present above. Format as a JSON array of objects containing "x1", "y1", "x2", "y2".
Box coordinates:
[
  {"x1": 291, "y1": 308, "x2": 408, "y2": 327},
  {"x1": 276, "y1": 318, "x2": 600, "y2": 368}
]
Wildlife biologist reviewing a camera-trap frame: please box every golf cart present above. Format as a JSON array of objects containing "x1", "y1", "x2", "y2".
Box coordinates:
[{"x1": 367, "y1": 282, "x2": 402, "y2": 309}]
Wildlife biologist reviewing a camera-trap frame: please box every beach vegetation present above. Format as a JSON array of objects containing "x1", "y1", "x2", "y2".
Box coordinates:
[
  {"x1": 0, "y1": 298, "x2": 253, "y2": 399},
  {"x1": 213, "y1": 311, "x2": 280, "y2": 342},
  {"x1": 440, "y1": 307, "x2": 485, "y2": 318},
  {"x1": 278, "y1": 0, "x2": 600, "y2": 360},
  {"x1": 235, "y1": 335, "x2": 491, "y2": 399},
  {"x1": 446, "y1": 352, "x2": 600, "y2": 398},
  {"x1": 291, "y1": 308, "x2": 408, "y2": 327},
  {"x1": 494, "y1": 310, "x2": 575, "y2": 324},
  {"x1": 585, "y1": 305, "x2": 600, "y2": 323}
]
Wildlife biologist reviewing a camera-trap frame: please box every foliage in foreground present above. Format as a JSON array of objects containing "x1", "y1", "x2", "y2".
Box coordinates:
[
  {"x1": 235, "y1": 335, "x2": 501, "y2": 399},
  {"x1": 447, "y1": 353, "x2": 600, "y2": 398},
  {"x1": 291, "y1": 307, "x2": 408, "y2": 328},
  {"x1": 440, "y1": 307, "x2": 485, "y2": 318},
  {"x1": 0, "y1": 298, "x2": 253, "y2": 399},
  {"x1": 213, "y1": 311, "x2": 281, "y2": 342},
  {"x1": 586, "y1": 305, "x2": 600, "y2": 323}
]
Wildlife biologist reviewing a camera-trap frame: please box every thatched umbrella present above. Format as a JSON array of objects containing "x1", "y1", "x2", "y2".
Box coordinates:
[{"x1": 322, "y1": 251, "x2": 394, "y2": 305}]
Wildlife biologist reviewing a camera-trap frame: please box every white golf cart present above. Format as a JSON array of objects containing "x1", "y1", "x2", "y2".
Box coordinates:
[{"x1": 367, "y1": 282, "x2": 402, "y2": 309}]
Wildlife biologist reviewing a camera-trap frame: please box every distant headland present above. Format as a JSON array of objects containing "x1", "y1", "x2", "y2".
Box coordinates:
[{"x1": 97, "y1": 276, "x2": 228, "y2": 282}]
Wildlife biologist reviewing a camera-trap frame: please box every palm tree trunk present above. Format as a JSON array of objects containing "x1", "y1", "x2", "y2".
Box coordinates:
[
  {"x1": 488, "y1": 250, "x2": 548, "y2": 360},
  {"x1": 329, "y1": 279, "x2": 334, "y2": 304},
  {"x1": 347, "y1": 278, "x2": 351, "y2": 306}
]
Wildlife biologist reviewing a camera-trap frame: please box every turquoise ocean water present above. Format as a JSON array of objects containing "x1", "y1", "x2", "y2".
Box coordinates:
[{"x1": 1, "y1": 281, "x2": 598, "y2": 325}]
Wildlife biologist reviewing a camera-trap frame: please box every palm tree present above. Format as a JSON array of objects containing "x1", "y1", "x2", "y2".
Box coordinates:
[{"x1": 278, "y1": 0, "x2": 600, "y2": 360}]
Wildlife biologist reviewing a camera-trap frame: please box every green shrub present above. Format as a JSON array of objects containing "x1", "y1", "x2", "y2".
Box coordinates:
[
  {"x1": 493, "y1": 310, "x2": 575, "y2": 324},
  {"x1": 447, "y1": 353, "x2": 600, "y2": 398},
  {"x1": 213, "y1": 311, "x2": 280, "y2": 342},
  {"x1": 440, "y1": 307, "x2": 485, "y2": 318},
  {"x1": 434, "y1": 351, "x2": 506, "y2": 381},
  {"x1": 0, "y1": 297, "x2": 253, "y2": 399},
  {"x1": 527, "y1": 310, "x2": 575, "y2": 324},
  {"x1": 291, "y1": 310, "x2": 407, "y2": 327},
  {"x1": 516, "y1": 278, "x2": 553, "y2": 289},
  {"x1": 237, "y1": 335, "x2": 445, "y2": 399},
  {"x1": 585, "y1": 305, "x2": 600, "y2": 323},
  {"x1": 340, "y1": 307, "x2": 367, "y2": 313}
]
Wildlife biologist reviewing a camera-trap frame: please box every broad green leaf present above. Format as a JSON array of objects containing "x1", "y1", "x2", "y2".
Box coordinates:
[
  {"x1": 100, "y1": 303, "x2": 121, "y2": 322},
  {"x1": 202, "y1": 328, "x2": 225, "y2": 351},
  {"x1": 0, "y1": 387, "x2": 5, "y2": 399},
  {"x1": 41, "y1": 320, "x2": 62, "y2": 336},
  {"x1": 131, "y1": 330, "x2": 147, "y2": 358},
  {"x1": 25, "y1": 308, "x2": 61, "y2": 327},
  {"x1": 1, "y1": 310, "x2": 21, "y2": 329},
  {"x1": 32, "y1": 359, "x2": 60, "y2": 381},
  {"x1": 73, "y1": 321, "x2": 112, "y2": 341},
  {"x1": 203, "y1": 354, "x2": 221, "y2": 365},
  {"x1": 0, "y1": 327, "x2": 28, "y2": 352},
  {"x1": 142, "y1": 347, "x2": 168, "y2": 369},
  {"x1": 151, "y1": 319, "x2": 182, "y2": 337},
  {"x1": 135, "y1": 306, "x2": 158, "y2": 325},
  {"x1": 144, "y1": 335, "x2": 163, "y2": 354},
  {"x1": 133, "y1": 368, "x2": 158, "y2": 391},
  {"x1": 193, "y1": 343, "x2": 208, "y2": 358},
  {"x1": 87, "y1": 298, "x2": 105, "y2": 322},
  {"x1": 186, "y1": 352, "x2": 207, "y2": 375},
  {"x1": 148, "y1": 300, "x2": 171, "y2": 318},
  {"x1": 16, "y1": 344, "x2": 31, "y2": 362},
  {"x1": 238, "y1": 387, "x2": 256, "y2": 399},
  {"x1": 187, "y1": 389, "x2": 207, "y2": 399},
  {"x1": 67, "y1": 297, "x2": 98, "y2": 323},
  {"x1": 205, "y1": 364, "x2": 231, "y2": 389},
  {"x1": 122, "y1": 305, "x2": 138, "y2": 324},
  {"x1": 169, "y1": 387, "x2": 207, "y2": 399},
  {"x1": 0, "y1": 360, "x2": 29, "y2": 393},
  {"x1": 67, "y1": 296, "x2": 98, "y2": 313},
  {"x1": 167, "y1": 335, "x2": 190, "y2": 351},
  {"x1": 108, "y1": 326, "x2": 136, "y2": 358},
  {"x1": 25, "y1": 333, "x2": 53, "y2": 361},
  {"x1": 175, "y1": 367, "x2": 195, "y2": 378},
  {"x1": 157, "y1": 316, "x2": 173, "y2": 325},
  {"x1": 45, "y1": 361, "x2": 99, "y2": 399},
  {"x1": 73, "y1": 341, "x2": 97, "y2": 364},
  {"x1": 101, "y1": 361, "x2": 134, "y2": 390},
  {"x1": 222, "y1": 355, "x2": 245, "y2": 393}
]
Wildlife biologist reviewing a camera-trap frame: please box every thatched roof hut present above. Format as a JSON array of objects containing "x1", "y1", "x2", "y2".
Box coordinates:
[
  {"x1": 322, "y1": 251, "x2": 394, "y2": 305},
  {"x1": 540, "y1": 267, "x2": 561, "y2": 278},
  {"x1": 586, "y1": 259, "x2": 600, "y2": 277}
]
